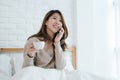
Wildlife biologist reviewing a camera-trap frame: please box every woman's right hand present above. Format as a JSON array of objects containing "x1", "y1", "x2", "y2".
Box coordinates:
[{"x1": 26, "y1": 43, "x2": 36, "y2": 57}]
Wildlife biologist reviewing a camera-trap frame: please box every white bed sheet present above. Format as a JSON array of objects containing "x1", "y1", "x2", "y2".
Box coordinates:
[
  {"x1": 11, "y1": 66, "x2": 116, "y2": 80},
  {"x1": 0, "y1": 54, "x2": 117, "y2": 80},
  {"x1": 0, "y1": 69, "x2": 11, "y2": 80}
]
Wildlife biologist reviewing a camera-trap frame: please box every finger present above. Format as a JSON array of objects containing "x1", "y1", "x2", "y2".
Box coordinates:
[
  {"x1": 61, "y1": 28, "x2": 64, "y2": 32},
  {"x1": 29, "y1": 43, "x2": 35, "y2": 49},
  {"x1": 59, "y1": 28, "x2": 64, "y2": 34},
  {"x1": 27, "y1": 48, "x2": 35, "y2": 54},
  {"x1": 27, "y1": 48, "x2": 34, "y2": 52}
]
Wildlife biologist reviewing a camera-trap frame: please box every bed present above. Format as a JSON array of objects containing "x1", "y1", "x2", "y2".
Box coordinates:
[
  {"x1": 0, "y1": 47, "x2": 77, "y2": 80},
  {"x1": 0, "y1": 47, "x2": 116, "y2": 80}
]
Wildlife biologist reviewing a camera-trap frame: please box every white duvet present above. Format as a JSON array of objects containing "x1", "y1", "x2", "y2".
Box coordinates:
[{"x1": 10, "y1": 66, "x2": 116, "y2": 80}]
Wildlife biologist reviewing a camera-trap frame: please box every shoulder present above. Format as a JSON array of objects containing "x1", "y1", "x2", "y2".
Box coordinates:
[
  {"x1": 27, "y1": 37, "x2": 45, "y2": 43},
  {"x1": 27, "y1": 37, "x2": 40, "y2": 42},
  {"x1": 26, "y1": 37, "x2": 41, "y2": 45},
  {"x1": 37, "y1": 37, "x2": 44, "y2": 41}
]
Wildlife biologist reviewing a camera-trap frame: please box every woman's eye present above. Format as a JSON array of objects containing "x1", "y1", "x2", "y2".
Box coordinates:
[
  {"x1": 53, "y1": 17, "x2": 57, "y2": 19},
  {"x1": 53, "y1": 17, "x2": 62, "y2": 23},
  {"x1": 59, "y1": 20, "x2": 62, "y2": 22}
]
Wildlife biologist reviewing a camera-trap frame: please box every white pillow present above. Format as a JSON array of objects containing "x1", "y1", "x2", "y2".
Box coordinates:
[
  {"x1": 10, "y1": 53, "x2": 23, "y2": 75},
  {"x1": 64, "y1": 51, "x2": 74, "y2": 70},
  {"x1": 0, "y1": 55, "x2": 12, "y2": 79}
]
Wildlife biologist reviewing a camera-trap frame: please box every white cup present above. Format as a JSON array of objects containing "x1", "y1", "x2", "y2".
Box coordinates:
[{"x1": 33, "y1": 42, "x2": 45, "y2": 50}]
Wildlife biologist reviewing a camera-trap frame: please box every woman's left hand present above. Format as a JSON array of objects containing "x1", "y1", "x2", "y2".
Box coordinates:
[{"x1": 54, "y1": 28, "x2": 64, "y2": 43}]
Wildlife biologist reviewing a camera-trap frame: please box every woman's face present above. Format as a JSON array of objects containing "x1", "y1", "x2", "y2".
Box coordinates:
[{"x1": 45, "y1": 13, "x2": 62, "y2": 35}]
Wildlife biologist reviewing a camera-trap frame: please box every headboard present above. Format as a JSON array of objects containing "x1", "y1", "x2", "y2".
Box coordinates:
[{"x1": 0, "y1": 47, "x2": 76, "y2": 69}]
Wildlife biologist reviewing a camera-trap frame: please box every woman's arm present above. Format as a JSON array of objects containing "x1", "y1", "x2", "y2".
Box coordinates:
[
  {"x1": 54, "y1": 42, "x2": 66, "y2": 70},
  {"x1": 22, "y1": 37, "x2": 39, "y2": 68}
]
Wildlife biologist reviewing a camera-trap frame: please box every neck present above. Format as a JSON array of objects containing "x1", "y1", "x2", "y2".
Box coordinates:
[
  {"x1": 44, "y1": 40, "x2": 53, "y2": 50},
  {"x1": 46, "y1": 28, "x2": 54, "y2": 39}
]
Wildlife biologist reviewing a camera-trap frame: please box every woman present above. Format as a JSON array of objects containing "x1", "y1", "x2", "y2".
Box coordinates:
[
  {"x1": 11, "y1": 10, "x2": 102, "y2": 80},
  {"x1": 22, "y1": 10, "x2": 68, "y2": 70}
]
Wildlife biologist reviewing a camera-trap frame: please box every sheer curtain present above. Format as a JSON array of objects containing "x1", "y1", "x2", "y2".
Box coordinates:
[{"x1": 114, "y1": 0, "x2": 120, "y2": 79}]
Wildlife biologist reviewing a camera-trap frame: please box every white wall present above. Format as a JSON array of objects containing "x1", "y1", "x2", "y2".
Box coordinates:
[
  {"x1": 76, "y1": 0, "x2": 117, "y2": 79},
  {"x1": 0, "y1": 0, "x2": 75, "y2": 48}
]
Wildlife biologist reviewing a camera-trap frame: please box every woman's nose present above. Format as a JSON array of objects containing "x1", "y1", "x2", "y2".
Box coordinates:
[{"x1": 56, "y1": 20, "x2": 61, "y2": 25}]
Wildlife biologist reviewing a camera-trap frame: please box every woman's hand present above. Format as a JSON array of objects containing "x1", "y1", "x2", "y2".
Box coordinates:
[
  {"x1": 26, "y1": 43, "x2": 36, "y2": 57},
  {"x1": 54, "y1": 28, "x2": 64, "y2": 43}
]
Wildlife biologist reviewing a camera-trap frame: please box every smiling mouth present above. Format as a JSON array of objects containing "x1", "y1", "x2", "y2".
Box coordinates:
[{"x1": 53, "y1": 25, "x2": 59, "y2": 29}]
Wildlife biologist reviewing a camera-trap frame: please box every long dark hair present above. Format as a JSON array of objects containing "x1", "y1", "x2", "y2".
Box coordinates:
[{"x1": 28, "y1": 10, "x2": 68, "y2": 51}]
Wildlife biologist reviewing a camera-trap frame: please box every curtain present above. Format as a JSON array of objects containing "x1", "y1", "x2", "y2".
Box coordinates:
[{"x1": 114, "y1": 0, "x2": 120, "y2": 79}]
